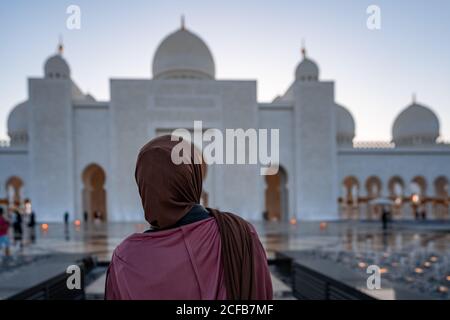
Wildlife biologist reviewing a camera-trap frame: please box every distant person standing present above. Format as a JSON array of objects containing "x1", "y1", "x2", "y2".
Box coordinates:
[
  {"x1": 83, "y1": 211, "x2": 88, "y2": 224},
  {"x1": 0, "y1": 208, "x2": 11, "y2": 256},
  {"x1": 12, "y1": 210, "x2": 23, "y2": 249},
  {"x1": 414, "y1": 207, "x2": 420, "y2": 220},
  {"x1": 28, "y1": 211, "x2": 36, "y2": 243},
  {"x1": 64, "y1": 211, "x2": 69, "y2": 226},
  {"x1": 421, "y1": 208, "x2": 427, "y2": 220},
  {"x1": 381, "y1": 206, "x2": 390, "y2": 230}
]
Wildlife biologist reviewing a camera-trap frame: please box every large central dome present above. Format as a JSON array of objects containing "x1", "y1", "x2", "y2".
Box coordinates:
[{"x1": 152, "y1": 25, "x2": 215, "y2": 80}]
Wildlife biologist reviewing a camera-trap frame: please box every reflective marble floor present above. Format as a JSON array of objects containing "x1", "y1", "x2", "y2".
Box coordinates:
[{"x1": 1, "y1": 220, "x2": 449, "y2": 299}]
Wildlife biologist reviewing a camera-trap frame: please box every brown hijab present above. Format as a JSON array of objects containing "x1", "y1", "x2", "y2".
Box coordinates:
[
  {"x1": 135, "y1": 135, "x2": 259, "y2": 299},
  {"x1": 135, "y1": 135, "x2": 203, "y2": 228}
]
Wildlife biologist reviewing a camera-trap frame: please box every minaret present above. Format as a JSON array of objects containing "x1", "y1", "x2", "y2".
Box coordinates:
[
  {"x1": 293, "y1": 42, "x2": 338, "y2": 220},
  {"x1": 28, "y1": 34, "x2": 74, "y2": 221}
]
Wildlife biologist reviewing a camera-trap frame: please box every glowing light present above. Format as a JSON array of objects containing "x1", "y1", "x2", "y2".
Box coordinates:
[
  {"x1": 438, "y1": 286, "x2": 448, "y2": 293},
  {"x1": 319, "y1": 222, "x2": 328, "y2": 230},
  {"x1": 414, "y1": 267, "x2": 424, "y2": 274},
  {"x1": 446, "y1": 275, "x2": 450, "y2": 281},
  {"x1": 289, "y1": 218, "x2": 297, "y2": 225},
  {"x1": 424, "y1": 261, "x2": 431, "y2": 268},
  {"x1": 430, "y1": 256, "x2": 438, "y2": 262},
  {"x1": 411, "y1": 194, "x2": 420, "y2": 204},
  {"x1": 41, "y1": 223, "x2": 49, "y2": 231},
  {"x1": 74, "y1": 220, "x2": 81, "y2": 226},
  {"x1": 358, "y1": 262, "x2": 367, "y2": 269},
  {"x1": 380, "y1": 267, "x2": 388, "y2": 274}
]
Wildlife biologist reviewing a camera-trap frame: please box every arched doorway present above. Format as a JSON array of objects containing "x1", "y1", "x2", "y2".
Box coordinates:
[
  {"x1": 411, "y1": 176, "x2": 427, "y2": 197},
  {"x1": 342, "y1": 176, "x2": 360, "y2": 219},
  {"x1": 365, "y1": 176, "x2": 382, "y2": 198},
  {"x1": 6, "y1": 176, "x2": 24, "y2": 209},
  {"x1": 434, "y1": 176, "x2": 449, "y2": 219},
  {"x1": 264, "y1": 166, "x2": 288, "y2": 222},
  {"x1": 365, "y1": 176, "x2": 382, "y2": 219},
  {"x1": 388, "y1": 176, "x2": 405, "y2": 218},
  {"x1": 82, "y1": 164, "x2": 107, "y2": 221},
  {"x1": 410, "y1": 176, "x2": 427, "y2": 219}
]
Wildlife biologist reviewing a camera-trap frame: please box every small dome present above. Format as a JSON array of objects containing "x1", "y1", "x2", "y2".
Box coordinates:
[
  {"x1": 295, "y1": 51, "x2": 319, "y2": 81},
  {"x1": 7, "y1": 101, "x2": 28, "y2": 146},
  {"x1": 152, "y1": 26, "x2": 215, "y2": 80},
  {"x1": 392, "y1": 101, "x2": 440, "y2": 146},
  {"x1": 336, "y1": 104, "x2": 355, "y2": 145},
  {"x1": 44, "y1": 54, "x2": 70, "y2": 79}
]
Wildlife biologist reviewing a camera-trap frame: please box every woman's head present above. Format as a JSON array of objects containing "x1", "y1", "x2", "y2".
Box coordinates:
[{"x1": 135, "y1": 135, "x2": 203, "y2": 228}]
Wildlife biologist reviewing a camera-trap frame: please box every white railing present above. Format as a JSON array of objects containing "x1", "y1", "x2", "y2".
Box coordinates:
[{"x1": 353, "y1": 141, "x2": 395, "y2": 149}]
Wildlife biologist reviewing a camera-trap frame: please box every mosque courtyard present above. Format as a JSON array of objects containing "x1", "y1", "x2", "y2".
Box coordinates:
[{"x1": 0, "y1": 219, "x2": 449, "y2": 300}]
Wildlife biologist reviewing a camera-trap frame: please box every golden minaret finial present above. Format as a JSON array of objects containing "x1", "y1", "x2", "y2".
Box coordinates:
[
  {"x1": 301, "y1": 39, "x2": 306, "y2": 58},
  {"x1": 57, "y1": 35, "x2": 64, "y2": 55}
]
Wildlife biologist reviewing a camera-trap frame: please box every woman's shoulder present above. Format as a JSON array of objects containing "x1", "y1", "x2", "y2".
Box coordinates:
[
  {"x1": 208, "y1": 208, "x2": 258, "y2": 235},
  {"x1": 112, "y1": 218, "x2": 217, "y2": 259}
]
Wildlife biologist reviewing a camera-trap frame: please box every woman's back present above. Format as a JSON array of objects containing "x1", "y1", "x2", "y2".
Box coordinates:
[{"x1": 106, "y1": 217, "x2": 226, "y2": 299}]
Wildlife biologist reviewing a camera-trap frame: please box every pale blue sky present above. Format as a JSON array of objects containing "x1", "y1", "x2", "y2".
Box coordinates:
[{"x1": 1, "y1": 0, "x2": 449, "y2": 141}]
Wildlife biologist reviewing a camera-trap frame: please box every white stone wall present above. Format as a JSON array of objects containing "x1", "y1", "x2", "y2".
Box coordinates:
[
  {"x1": 28, "y1": 78, "x2": 74, "y2": 222},
  {"x1": 109, "y1": 80, "x2": 149, "y2": 222},
  {"x1": 109, "y1": 79, "x2": 261, "y2": 221},
  {"x1": 293, "y1": 81, "x2": 339, "y2": 220},
  {"x1": 216, "y1": 81, "x2": 261, "y2": 220}
]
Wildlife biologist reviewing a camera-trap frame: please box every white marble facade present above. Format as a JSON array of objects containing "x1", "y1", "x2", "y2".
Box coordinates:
[{"x1": 1, "y1": 24, "x2": 450, "y2": 222}]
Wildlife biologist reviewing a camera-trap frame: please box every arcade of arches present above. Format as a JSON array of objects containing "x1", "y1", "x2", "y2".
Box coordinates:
[
  {"x1": 340, "y1": 175, "x2": 449, "y2": 220},
  {"x1": 82, "y1": 164, "x2": 107, "y2": 221},
  {"x1": 3, "y1": 167, "x2": 447, "y2": 221}
]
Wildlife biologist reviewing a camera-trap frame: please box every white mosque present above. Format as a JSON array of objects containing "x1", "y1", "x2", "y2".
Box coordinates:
[{"x1": 1, "y1": 22, "x2": 450, "y2": 222}]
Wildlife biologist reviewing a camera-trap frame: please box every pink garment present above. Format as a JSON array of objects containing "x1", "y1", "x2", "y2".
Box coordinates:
[
  {"x1": 105, "y1": 217, "x2": 272, "y2": 300},
  {"x1": 0, "y1": 216, "x2": 9, "y2": 236}
]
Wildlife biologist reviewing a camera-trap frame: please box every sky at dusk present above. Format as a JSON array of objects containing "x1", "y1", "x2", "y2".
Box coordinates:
[{"x1": 1, "y1": 0, "x2": 449, "y2": 141}]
